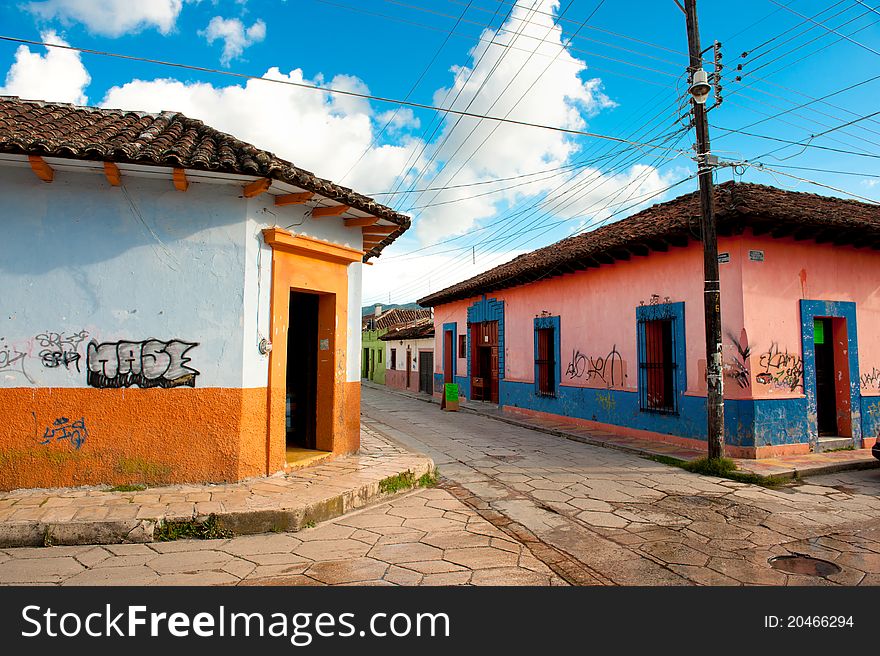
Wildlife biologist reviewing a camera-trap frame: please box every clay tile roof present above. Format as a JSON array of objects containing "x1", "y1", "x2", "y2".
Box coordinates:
[
  {"x1": 417, "y1": 181, "x2": 880, "y2": 306},
  {"x1": 0, "y1": 96, "x2": 410, "y2": 260},
  {"x1": 379, "y1": 317, "x2": 435, "y2": 341},
  {"x1": 375, "y1": 308, "x2": 433, "y2": 330}
]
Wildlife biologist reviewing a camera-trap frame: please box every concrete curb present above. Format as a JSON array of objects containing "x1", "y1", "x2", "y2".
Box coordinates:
[{"x1": 0, "y1": 456, "x2": 435, "y2": 548}]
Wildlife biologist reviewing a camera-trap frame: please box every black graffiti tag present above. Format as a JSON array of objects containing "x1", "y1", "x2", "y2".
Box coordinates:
[
  {"x1": 565, "y1": 345, "x2": 624, "y2": 387},
  {"x1": 724, "y1": 333, "x2": 751, "y2": 389},
  {"x1": 755, "y1": 343, "x2": 803, "y2": 392},
  {"x1": 36, "y1": 330, "x2": 89, "y2": 372},
  {"x1": 87, "y1": 339, "x2": 200, "y2": 389},
  {"x1": 861, "y1": 367, "x2": 880, "y2": 391}
]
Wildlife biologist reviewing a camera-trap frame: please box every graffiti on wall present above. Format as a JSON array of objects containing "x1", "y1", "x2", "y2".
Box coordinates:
[
  {"x1": 0, "y1": 337, "x2": 33, "y2": 382},
  {"x1": 724, "y1": 332, "x2": 751, "y2": 389},
  {"x1": 860, "y1": 367, "x2": 880, "y2": 391},
  {"x1": 755, "y1": 343, "x2": 803, "y2": 391},
  {"x1": 40, "y1": 416, "x2": 88, "y2": 449},
  {"x1": 36, "y1": 330, "x2": 90, "y2": 371},
  {"x1": 565, "y1": 345, "x2": 625, "y2": 387},
  {"x1": 87, "y1": 339, "x2": 199, "y2": 389}
]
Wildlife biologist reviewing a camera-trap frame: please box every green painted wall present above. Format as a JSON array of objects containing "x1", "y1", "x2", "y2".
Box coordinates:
[{"x1": 362, "y1": 328, "x2": 387, "y2": 384}]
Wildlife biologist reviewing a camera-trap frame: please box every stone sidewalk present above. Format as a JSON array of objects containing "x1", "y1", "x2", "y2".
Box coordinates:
[
  {"x1": 0, "y1": 487, "x2": 565, "y2": 586},
  {"x1": 365, "y1": 382, "x2": 879, "y2": 479},
  {"x1": 0, "y1": 426, "x2": 434, "y2": 548}
]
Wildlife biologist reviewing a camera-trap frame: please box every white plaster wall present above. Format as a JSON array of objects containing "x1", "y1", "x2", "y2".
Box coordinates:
[
  {"x1": 347, "y1": 262, "x2": 363, "y2": 382},
  {"x1": 241, "y1": 208, "x2": 274, "y2": 388},
  {"x1": 0, "y1": 165, "x2": 249, "y2": 389},
  {"x1": 386, "y1": 337, "x2": 435, "y2": 370}
]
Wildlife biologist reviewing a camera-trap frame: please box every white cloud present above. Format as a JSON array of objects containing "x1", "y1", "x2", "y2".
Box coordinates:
[
  {"x1": 200, "y1": 16, "x2": 266, "y2": 66},
  {"x1": 410, "y1": 0, "x2": 617, "y2": 244},
  {"x1": 0, "y1": 31, "x2": 90, "y2": 104},
  {"x1": 862, "y1": 178, "x2": 879, "y2": 188},
  {"x1": 100, "y1": 67, "x2": 425, "y2": 193},
  {"x1": 361, "y1": 249, "x2": 526, "y2": 306},
  {"x1": 26, "y1": 0, "x2": 186, "y2": 37}
]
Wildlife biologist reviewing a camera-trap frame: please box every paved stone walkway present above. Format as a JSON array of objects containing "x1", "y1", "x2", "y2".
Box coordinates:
[
  {"x1": 0, "y1": 427, "x2": 433, "y2": 547},
  {"x1": 363, "y1": 386, "x2": 880, "y2": 586},
  {"x1": 367, "y1": 382, "x2": 879, "y2": 478},
  {"x1": 0, "y1": 487, "x2": 565, "y2": 586}
]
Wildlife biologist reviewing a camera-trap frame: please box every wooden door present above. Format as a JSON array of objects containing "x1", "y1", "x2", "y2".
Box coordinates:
[
  {"x1": 490, "y1": 346, "x2": 499, "y2": 403},
  {"x1": 444, "y1": 330, "x2": 453, "y2": 383}
]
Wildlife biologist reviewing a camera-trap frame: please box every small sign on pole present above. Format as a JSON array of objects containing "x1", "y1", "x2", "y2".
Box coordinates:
[{"x1": 441, "y1": 383, "x2": 459, "y2": 411}]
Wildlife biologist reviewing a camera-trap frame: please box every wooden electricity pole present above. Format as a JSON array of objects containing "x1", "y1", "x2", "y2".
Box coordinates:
[{"x1": 682, "y1": 0, "x2": 724, "y2": 459}]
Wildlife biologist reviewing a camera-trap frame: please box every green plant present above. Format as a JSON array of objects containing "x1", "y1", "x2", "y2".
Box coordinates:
[
  {"x1": 647, "y1": 455, "x2": 789, "y2": 489},
  {"x1": 417, "y1": 468, "x2": 439, "y2": 488},
  {"x1": 43, "y1": 527, "x2": 54, "y2": 547},
  {"x1": 682, "y1": 457, "x2": 737, "y2": 477},
  {"x1": 379, "y1": 470, "x2": 417, "y2": 494},
  {"x1": 106, "y1": 484, "x2": 147, "y2": 493},
  {"x1": 154, "y1": 514, "x2": 232, "y2": 542},
  {"x1": 302, "y1": 521, "x2": 316, "y2": 529}
]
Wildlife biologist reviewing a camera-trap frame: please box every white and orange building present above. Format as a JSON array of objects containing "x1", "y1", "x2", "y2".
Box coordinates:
[{"x1": 0, "y1": 97, "x2": 409, "y2": 490}]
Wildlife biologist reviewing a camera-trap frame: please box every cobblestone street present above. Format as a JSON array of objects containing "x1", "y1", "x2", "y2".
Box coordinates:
[
  {"x1": 2, "y1": 385, "x2": 879, "y2": 586},
  {"x1": 361, "y1": 386, "x2": 880, "y2": 586}
]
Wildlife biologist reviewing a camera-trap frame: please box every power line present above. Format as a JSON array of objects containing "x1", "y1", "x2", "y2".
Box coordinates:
[
  {"x1": 712, "y1": 124, "x2": 880, "y2": 160},
  {"x1": 768, "y1": 0, "x2": 880, "y2": 58},
  {"x1": 404, "y1": 0, "x2": 608, "y2": 213},
  {"x1": 394, "y1": 0, "x2": 547, "y2": 207},
  {"x1": 0, "y1": 34, "x2": 689, "y2": 155},
  {"x1": 748, "y1": 162, "x2": 879, "y2": 204},
  {"x1": 338, "y1": 0, "x2": 475, "y2": 184},
  {"x1": 743, "y1": 107, "x2": 880, "y2": 162}
]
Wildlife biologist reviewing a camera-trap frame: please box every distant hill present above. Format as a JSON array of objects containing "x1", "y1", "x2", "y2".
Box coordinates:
[{"x1": 362, "y1": 302, "x2": 421, "y2": 317}]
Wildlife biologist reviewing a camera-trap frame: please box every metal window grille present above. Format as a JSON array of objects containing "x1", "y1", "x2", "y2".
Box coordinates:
[
  {"x1": 535, "y1": 327, "x2": 555, "y2": 397},
  {"x1": 390, "y1": 349, "x2": 396, "y2": 370},
  {"x1": 458, "y1": 335, "x2": 467, "y2": 358},
  {"x1": 638, "y1": 318, "x2": 677, "y2": 414}
]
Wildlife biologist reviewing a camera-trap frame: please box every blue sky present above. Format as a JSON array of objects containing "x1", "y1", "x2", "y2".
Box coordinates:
[{"x1": 1, "y1": 1, "x2": 878, "y2": 304}]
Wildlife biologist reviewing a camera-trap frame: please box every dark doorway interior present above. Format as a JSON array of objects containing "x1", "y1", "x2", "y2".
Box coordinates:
[
  {"x1": 287, "y1": 291, "x2": 318, "y2": 449},
  {"x1": 444, "y1": 330, "x2": 453, "y2": 383},
  {"x1": 814, "y1": 317, "x2": 837, "y2": 437}
]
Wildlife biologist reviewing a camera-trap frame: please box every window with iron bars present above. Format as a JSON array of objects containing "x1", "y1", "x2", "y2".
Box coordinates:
[
  {"x1": 535, "y1": 326, "x2": 556, "y2": 397},
  {"x1": 638, "y1": 317, "x2": 678, "y2": 414},
  {"x1": 390, "y1": 349, "x2": 396, "y2": 370}
]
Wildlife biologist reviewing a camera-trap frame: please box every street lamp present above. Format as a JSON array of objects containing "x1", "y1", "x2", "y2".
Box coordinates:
[{"x1": 689, "y1": 69, "x2": 711, "y2": 104}]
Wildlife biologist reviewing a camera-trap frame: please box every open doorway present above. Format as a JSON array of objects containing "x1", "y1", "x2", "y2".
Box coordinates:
[
  {"x1": 470, "y1": 321, "x2": 499, "y2": 403},
  {"x1": 813, "y1": 316, "x2": 852, "y2": 444},
  {"x1": 287, "y1": 291, "x2": 318, "y2": 454}
]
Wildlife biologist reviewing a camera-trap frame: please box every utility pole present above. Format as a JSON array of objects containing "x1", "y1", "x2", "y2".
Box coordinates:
[{"x1": 682, "y1": 0, "x2": 724, "y2": 459}]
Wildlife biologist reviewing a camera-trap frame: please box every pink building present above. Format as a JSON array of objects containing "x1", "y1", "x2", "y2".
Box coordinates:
[{"x1": 418, "y1": 182, "x2": 880, "y2": 458}]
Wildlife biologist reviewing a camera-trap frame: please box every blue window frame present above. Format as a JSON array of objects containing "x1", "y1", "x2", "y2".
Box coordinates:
[
  {"x1": 637, "y1": 302, "x2": 685, "y2": 415},
  {"x1": 534, "y1": 316, "x2": 560, "y2": 397}
]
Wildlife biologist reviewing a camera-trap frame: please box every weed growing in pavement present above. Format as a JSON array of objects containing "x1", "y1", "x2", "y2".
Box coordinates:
[
  {"x1": 106, "y1": 484, "x2": 147, "y2": 493},
  {"x1": 154, "y1": 514, "x2": 232, "y2": 541},
  {"x1": 380, "y1": 468, "x2": 441, "y2": 494},
  {"x1": 302, "y1": 521, "x2": 316, "y2": 529},
  {"x1": 379, "y1": 471, "x2": 417, "y2": 494},
  {"x1": 648, "y1": 455, "x2": 790, "y2": 489},
  {"x1": 418, "y1": 468, "x2": 439, "y2": 488}
]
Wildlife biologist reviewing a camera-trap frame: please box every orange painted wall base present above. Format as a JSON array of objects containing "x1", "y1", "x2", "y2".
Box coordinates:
[{"x1": 0, "y1": 387, "x2": 268, "y2": 491}]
